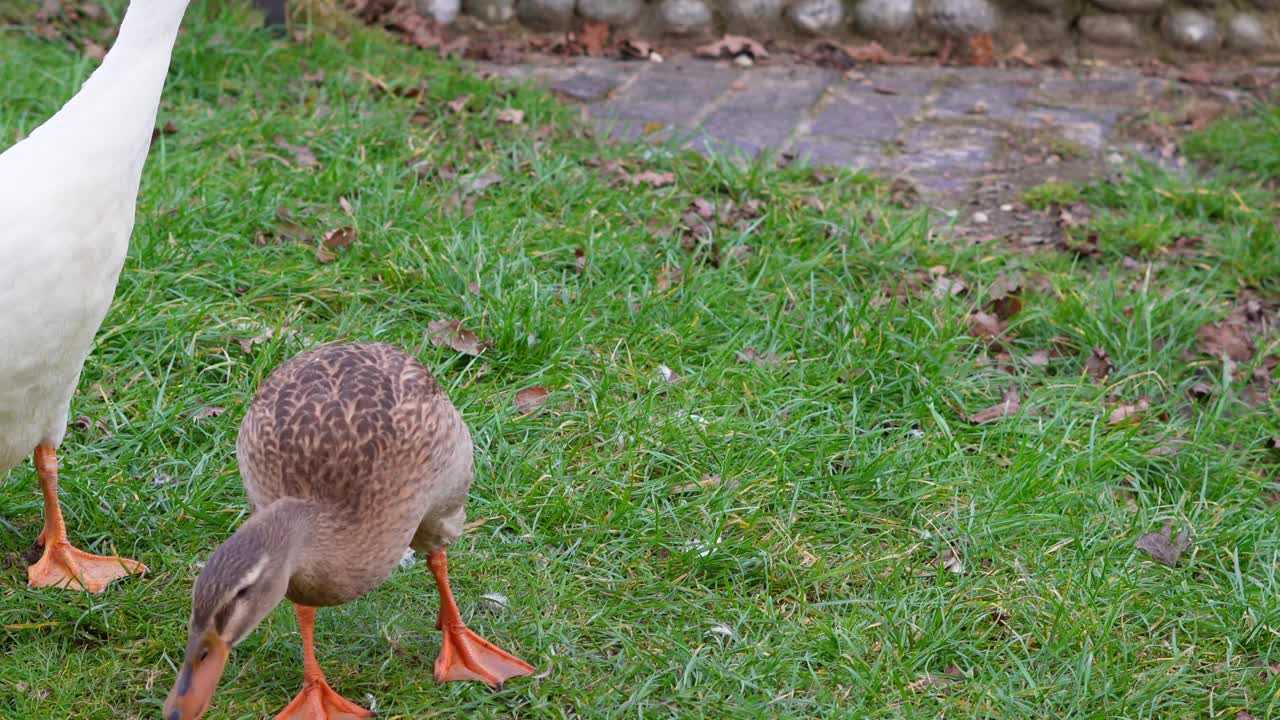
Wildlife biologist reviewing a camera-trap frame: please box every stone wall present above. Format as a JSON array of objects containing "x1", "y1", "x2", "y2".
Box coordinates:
[{"x1": 414, "y1": 0, "x2": 1277, "y2": 56}]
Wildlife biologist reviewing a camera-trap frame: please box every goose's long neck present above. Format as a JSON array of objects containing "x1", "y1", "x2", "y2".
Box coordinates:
[{"x1": 26, "y1": 0, "x2": 191, "y2": 180}]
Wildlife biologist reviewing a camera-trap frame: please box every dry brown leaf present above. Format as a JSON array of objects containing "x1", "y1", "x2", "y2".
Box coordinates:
[
  {"x1": 671, "y1": 473, "x2": 722, "y2": 494},
  {"x1": 935, "y1": 547, "x2": 964, "y2": 574},
  {"x1": 1107, "y1": 396, "x2": 1152, "y2": 425},
  {"x1": 963, "y1": 385, "x2": 1020, "y2": 424},
  {"x1": 968, "y1": 33, "x2": 995, "y2": 67},
  {"x1": 1135, "y1": 520, "x2": 1191, "y2": 567},
  {"x1": 273, "y1": 136, "x2": 318, "y2": 168},
  {"x1": 907, "y1": 664, "x2": 963, "y2": 693},
  {"x1": 1004, "y1": 41, "x2": 1040, "y2": 68},
  {"x1": 844, "y1": 41, "x2": 911, "y2": 65},
  {"x1": 427, "y1": 319, "x2": 491, "y2": 356},
  {"x1": 695, "y1": 34, "x2": 768, "y2": 60},
  {"x1": 1188, "y1": 381, "x2": 1214, "y2": 401},
  {"x1": 514, "y1": 386, "x2": 549, "y2": 415},
  {"x1": 629, "y1": 170, "x2": 675, "y2": 188},
  {"x1": 736, "y1": 348, "x2": 782, "y2": 367},
  {"x1": 932, "y1": 275, "x2": 966, "y2": 300},
  {"x1": 184, "y1": 406, "x2": 226, "y2": 421},
  {"x1": 1084, "y1": 347, "x2": 1113, "y2": 383},
  {"x1": 496, "y1": 108, "x2": 525, "y2": 125},
  {"x1": 1196, "y1": 321, "x2": 1254, "y2": 362},
  {"x1": 579, "y1": 19, "x2": 610, "y2": 56},
  {"x1": 656, "y1": 265, "x2": 683, "y2": 291},
  {"x1": 446, "y1": 95, "x2": 471, "y2": 114},
  {"x1": 968, "y1": 311, "x2": 1006, "y2": 340},
  {"x1": 987, "y1": 276, "x2": 1023, "y2": 320}
]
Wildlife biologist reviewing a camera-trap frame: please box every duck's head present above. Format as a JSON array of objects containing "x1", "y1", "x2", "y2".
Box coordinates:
[{"x1": 162, "y1": 515, "x2": 297, "y2": 720}]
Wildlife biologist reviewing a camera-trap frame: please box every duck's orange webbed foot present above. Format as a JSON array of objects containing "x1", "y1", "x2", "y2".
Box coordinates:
[
  {"x1": 27, "y1": 445, "x2": 146, "y2": 593},
  {"x1": 275, "y1": 678, "x2": 372, "y2": 720},
  {"x1": 436, "y1": 622, "x2": 535, "y2": 688},
  {"x1": 428, "y1": 550, "x2": 534, "y2": 690},
  {"x1": 28, "y1": 541, "x2": 146, "y2": 593}
]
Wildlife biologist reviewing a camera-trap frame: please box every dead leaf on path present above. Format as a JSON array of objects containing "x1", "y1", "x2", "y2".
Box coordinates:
[
  {"x1": 1107, "y1": 396, "x2": 1151, "y2": 425},
  {"x1": 736, "y1": 348, "x2": 783, "y2": 367},
  {"x1": 671, "y1": 473, "x2": 722, "y2": 494},
  {"x1": 1136, "y1": 520, "x2": 1191, "y2": 567},
  {"x1": 495, "y1": 108, "x2": 525, "y2": 125},
  {"x1": 1004, "y1": 41, "x2": 1040, "y2": 68},
  {"x1": 446, "y1": 95, "x2": 471, "y2": 114},
  {"x1": 963, "y1": 385, "x2": 1019, "y2": 424},
  {"x1": 427, "y1": 319, "x2": 492, "y2": 356},
  {"x1": 968, "y1": 311, "x2": 1007, "y2": 340},
  {"x1": 1196, "y1": 320, "x2": 1254, "y2": 362},
  {"x1": 628, "y1": 169, "x2": 675, "y2": 188},
  {"x1": 1084, "y1": 347, "x2": 1113, "y2": 383},
  {"x1": 844, "y1": 41, "x2": 911, "y2": 65},
  {"x1": 184, "y1": 406, "x2": 226, "y2": 421},
  {"x1": 514, "y1": 386, "x2": 549, "y2": 415},
  {"x1": 579, "y1": 19, "x2": 610, "y2": 56},
  {"x1": 968, "y1": 33, "x2": 995, "y2": 67},
  {"x1": 273, "y1": 136, "x2": 319, "y2": 168},
  {"x1": 695, "y1": 34, "x2": 768, "y2": 61}
]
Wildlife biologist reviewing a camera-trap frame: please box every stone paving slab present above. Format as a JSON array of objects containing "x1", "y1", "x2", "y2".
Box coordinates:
[{"x1": 474, "y1": 55, "x2": 1278, "y2": 207}]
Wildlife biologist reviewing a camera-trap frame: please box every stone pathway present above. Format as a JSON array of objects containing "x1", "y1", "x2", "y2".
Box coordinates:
[{"x1": 477, "y1": 55, "x2": 1272, "y2": 208}]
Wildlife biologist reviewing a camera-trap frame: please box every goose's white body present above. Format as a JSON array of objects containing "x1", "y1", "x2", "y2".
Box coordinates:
[{"x1": 0, "y1": 1, "x2": 190, "y2": 472}]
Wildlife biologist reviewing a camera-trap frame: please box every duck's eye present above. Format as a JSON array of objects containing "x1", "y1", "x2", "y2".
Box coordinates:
[
  {"x1": 235, "y1": 585, "x2": 251, "y2": 600},
  {"x1": 197, "y1": 646, "x2": 210, "y2": 663}
]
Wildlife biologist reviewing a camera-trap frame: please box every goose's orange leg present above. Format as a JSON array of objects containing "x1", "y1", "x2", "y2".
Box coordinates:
[
  {"x1": 276, "y1": 605, "x2": 372, "y2": 720},
  {"x1": 27, "y1": 444, "x2": 146, "y2": 592},
  {"x1": 429, "y1": 550, "x2": 534, "y2": 689}
]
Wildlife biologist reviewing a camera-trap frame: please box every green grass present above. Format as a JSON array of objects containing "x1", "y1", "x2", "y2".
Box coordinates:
[{"x1": 3, "y1": 3, "x2": 1280, "y2": 718}]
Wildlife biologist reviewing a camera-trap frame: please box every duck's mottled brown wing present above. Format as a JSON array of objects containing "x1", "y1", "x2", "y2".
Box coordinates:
[{"x1": 236, "y1": 342, "x2": 446, "y2": 517}]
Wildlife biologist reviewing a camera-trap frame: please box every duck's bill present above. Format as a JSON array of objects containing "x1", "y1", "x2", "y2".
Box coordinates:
[{"x1": 162, "y1": 631, "x2": 230, "y2": 720}]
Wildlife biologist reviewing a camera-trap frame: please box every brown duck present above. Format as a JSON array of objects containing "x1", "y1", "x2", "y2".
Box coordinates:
[{"x1": 164, "y1": 342, "x2": 533, "y2": 720}]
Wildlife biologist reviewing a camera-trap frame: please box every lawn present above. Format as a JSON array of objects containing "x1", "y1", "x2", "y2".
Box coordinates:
[{"x1": 2, "y1": 3, "x2": 1280, "y2": 719}]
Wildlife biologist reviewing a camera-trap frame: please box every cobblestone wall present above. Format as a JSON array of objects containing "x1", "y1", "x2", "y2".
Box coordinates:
[{"x1": 414, "y1": 0, "x2": 1277, "y2": 56}]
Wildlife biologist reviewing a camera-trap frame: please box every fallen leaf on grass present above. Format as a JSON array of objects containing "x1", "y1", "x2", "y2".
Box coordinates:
[
  {"x1": 656, "y1": 265, "x2": 683, "y2": 291},
  {"x1": 1135, "y1": 520, "x2": 1191, "y2": 567},
  {"x1": 932, "y1": 274, "x2": 966, "y2": 300},
  {"x1": 316, "y1": 226, "x2": 357, "y2": 263},
  {"x1": 460, "y1": 171, "x2": 504, "y2": 195},
  {"x1": 73, "y1": 414, "x2": 110, "y2": 437},
  {"x1": 183, "y1": 406, "x2": 226, "y2": 421},
  {"x1": 1196, "y1": 320, "x2": 1254, "y2": 362},
  {"x1": 273, "y1": 136, "x2": 318, "y2": 168},
  {"x1": 1242, "y1": 366, "x2": 1274, "y2": 407},
  {"x1": 1084, "y1": 346, "x2": 1113, "y2": 382},
  {"x1": 671, "y1": 473, "x2": 722, "y2": 493},
  {"x1": 963, "y1": 385, "x2": 1019, "y2": 424},
  {"x1": 427, "y1": 319, "x2": 491, "y2": 356},
  {"x1": 1026, "y1": 349, "x2": 1051, "y2": 367},
  {"x1": 967, "y1": 311, "x2": 1007, "y2": 340},
  {"x1": 987, "y1": 276, "x2": 1022, "y2": 320},
  {"x1": 514, "y1": 386, "x2": 549, "y2": 415},
  {"x1": 736, "y1": 348, "x2": 783, "y2": 367},
  {"x1": 496, "y1": 108, "x2": 525, "y2": 125},
  {"x1": 1107, "y1": 396, "x2": 1151, "y2": 425},
  {"x1": 628, "y1": 169, "x2": 675, "y2": 188},
  {"x1": 1188, "y1": 381, "x2": 1214, "y2": 401},
  {"x1": 446, "y1": 95, "x2": 470, "y2": 114},
  {"x1": 695, "y1": 35, "x2": 768, "y2": 61},
  {"x1": 907, "y1": 664, "x2": 963, "y2": 693},
  {"x1": 935, "y1": 547, "x2": 964, "y2": 574}
]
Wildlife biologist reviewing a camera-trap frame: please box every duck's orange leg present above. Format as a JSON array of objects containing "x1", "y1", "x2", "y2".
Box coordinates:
[
  {"x1": 276, "y1": 605, "x2": 372, "y2": 720},
  {"x1": 27, "y1": 444, "x2": 146, "y2": 593},
  {"x1": 429, "y1": 550, "x2": 534, "y2": 689}
]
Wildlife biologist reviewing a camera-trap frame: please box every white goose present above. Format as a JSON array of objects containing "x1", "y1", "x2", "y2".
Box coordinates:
[{"x1": 0, "y1": 0, "x2": 192, "y2": 592}]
